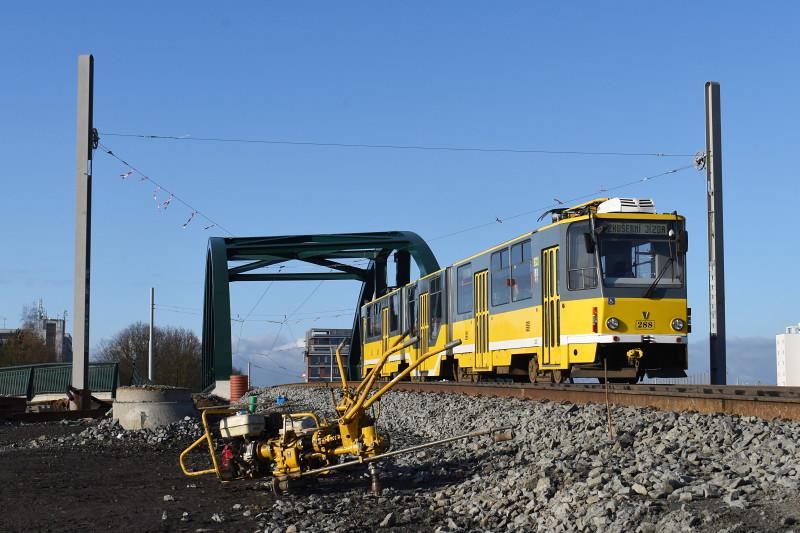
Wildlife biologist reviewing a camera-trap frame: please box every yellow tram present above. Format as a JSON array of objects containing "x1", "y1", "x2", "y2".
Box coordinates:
[{"x1": 361, "y1": 198, "x2": 689, "y2": 383}]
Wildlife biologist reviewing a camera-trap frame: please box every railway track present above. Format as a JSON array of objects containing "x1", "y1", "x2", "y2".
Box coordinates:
[{"x1": 278, "y1": 381, "x2": 800, "y2": 421}]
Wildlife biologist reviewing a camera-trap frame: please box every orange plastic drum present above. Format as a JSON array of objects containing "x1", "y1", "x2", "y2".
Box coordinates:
[{"x1": 230, "y1": 374, "x2": 249, "y2": 402}]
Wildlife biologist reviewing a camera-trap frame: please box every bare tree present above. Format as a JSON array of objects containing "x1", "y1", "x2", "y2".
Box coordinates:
[
  {"x1": 94, "y1": 322, "x2": 202, "y2": 390},
  {"x1": 20, "y1": 303, "x2": 40, "y2": 330},
  {"x1": 0, "y1": 329, "x2": 54, "y2": 367},
  {"x1": 156, "y1": 325, "x2": 202, "y2": 390}
]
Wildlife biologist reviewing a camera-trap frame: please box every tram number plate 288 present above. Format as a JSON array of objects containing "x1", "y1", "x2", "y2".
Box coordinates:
[{"x1": 635, "y1": 320, "x2": 655, "y2": 330}]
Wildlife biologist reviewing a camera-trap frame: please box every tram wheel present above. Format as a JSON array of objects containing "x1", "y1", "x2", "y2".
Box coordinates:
[
  {"x1": 551, "y1": 369, "x2": 566, "y2": 384},
  {"x1": 451, "y1": 360, "x2": 462, "y2": 382},
  {"x1": 528, "y1": 356, "x2": 539, "y2": 383},
  {"x1": 455, "y1": 363, "x2": 479, "y2": 383}
]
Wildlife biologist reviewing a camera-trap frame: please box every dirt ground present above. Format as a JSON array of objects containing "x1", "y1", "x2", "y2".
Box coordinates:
[
  {"x1": 0, "y1": 423, "x2": 276, "y2": 532},
  {"x1": 0, "y1": 421, "x2": 459, "y2": 533}
]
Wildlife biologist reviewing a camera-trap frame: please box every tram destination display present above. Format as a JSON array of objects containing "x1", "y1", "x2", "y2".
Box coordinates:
[{"x1": 604, "y1": 222, "x2": 668, "y2": 235}]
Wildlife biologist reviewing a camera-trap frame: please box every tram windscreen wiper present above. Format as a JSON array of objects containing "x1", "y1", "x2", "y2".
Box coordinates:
[{"x1": 643, "y1": 256, "x2": 673, "y2": 299}]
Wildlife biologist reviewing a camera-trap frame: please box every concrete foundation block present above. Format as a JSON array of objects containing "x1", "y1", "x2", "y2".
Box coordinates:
[{"x1": 113, "y1": 386, "x2": 196, "y2": 430}]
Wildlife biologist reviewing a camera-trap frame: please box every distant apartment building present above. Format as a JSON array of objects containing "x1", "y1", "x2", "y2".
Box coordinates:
[
  {"x1": 304, "y1": 328, "x2": 351, "y2": 382},
  {"x1": 776, "y1": 323, "x2": 800, "y2": 386}
]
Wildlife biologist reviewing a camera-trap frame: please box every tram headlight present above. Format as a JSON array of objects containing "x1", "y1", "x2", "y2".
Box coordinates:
[
  {"x1": 606, "y1": 317, "x2": 620, "y2": 330},
  {"x1": 671, "y1": 318, "x2": 685, "y2": 331}
]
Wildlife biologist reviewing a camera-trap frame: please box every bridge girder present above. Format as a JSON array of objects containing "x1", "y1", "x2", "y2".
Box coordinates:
[{"x1": 201, "y1": 231, "x2": 439, "y2": 389}]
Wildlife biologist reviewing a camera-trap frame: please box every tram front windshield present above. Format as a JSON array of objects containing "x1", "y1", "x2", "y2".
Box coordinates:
[{"x1": 597, "y1": 220, "x2": 683, "y2": 287}]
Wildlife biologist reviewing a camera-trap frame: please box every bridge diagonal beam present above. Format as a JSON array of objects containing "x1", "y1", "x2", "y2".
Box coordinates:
[
  {"x1": 299, "y1": 257, "x2": 367, "y2": 278},
  {"x1": 228, "y1": 256, "x2": 290, "y2": 275}
]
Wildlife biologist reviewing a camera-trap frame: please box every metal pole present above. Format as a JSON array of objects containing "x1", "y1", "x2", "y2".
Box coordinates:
[
  {"x1": 247, "y1": 360, "x2": 251, "y2": 386},
  {"x1": 71, "y1": 54, "x2": 94, "y2": 410},
  {"x1": 705, "y1": 81, "x2": 727, "y2": 385},
  {"x1": 330, "y1": 346, "x2": 334, "y2": 382},
  {"x1": 148, "y1": 287, "x2": 155, "y2": 381}
]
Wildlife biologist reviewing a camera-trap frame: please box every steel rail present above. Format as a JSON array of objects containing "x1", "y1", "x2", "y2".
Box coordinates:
[{"x1": 277, "y1": 381, "x2": 800, "y2": 422}]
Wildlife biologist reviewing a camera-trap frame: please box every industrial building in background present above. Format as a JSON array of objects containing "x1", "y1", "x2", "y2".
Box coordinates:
[
  {"x1": 1, "y1": 300, "x2": 73, "y2": 363},
  {"x1": 30, "y1": 300, "x2": 73, "y2": 362},
  {"x1": 776, "y1": 324, "x2": 800, "y2": 386},
  {"x1": 304, "y1": 328, "x2": 351, "y2": 382}
]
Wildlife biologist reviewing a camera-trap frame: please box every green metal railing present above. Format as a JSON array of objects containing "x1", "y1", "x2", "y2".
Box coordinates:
[{"x1": 0, "y1": 363, "x2": 119, "y2": 400}]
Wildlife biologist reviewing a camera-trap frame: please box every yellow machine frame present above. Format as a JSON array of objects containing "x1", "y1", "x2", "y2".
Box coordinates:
[{"x1": 180, "y1": 338, "x2": 513, "y2": 491}]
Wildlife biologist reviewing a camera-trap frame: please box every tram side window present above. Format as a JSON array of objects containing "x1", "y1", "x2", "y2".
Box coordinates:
[
  {"x1": 457, "y1": 263, "x2": 473, "y2": 314},
  {"x1": 511, "y1": 240, "x2": 532, "y2": 302},
  {"x1": 389, "y1": 294, "x2": 400, "y2": 334},
  {"x1": 407, "y1": 286, "x2": 417, "y2": 336},
  {"x1": 568, "y1": 223, "x2": 598, "y2": 290},
  {"x1": 429, "y1": 275, "x2": 443, "y2": 344},
  {"x1": 369, "y1": 304, "x2": 382, "y2": 339},
  {"x1": 491, "y1": 249, "x2": 510, "y2": 306}
]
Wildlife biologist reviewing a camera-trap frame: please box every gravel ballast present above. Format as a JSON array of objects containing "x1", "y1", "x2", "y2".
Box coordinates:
[
  {"x1": 243, "y1": 386, "x2": 800, "y2": 532},
  {"x1": 2, "y1": 386, "x2": 799, "y2": 532}
]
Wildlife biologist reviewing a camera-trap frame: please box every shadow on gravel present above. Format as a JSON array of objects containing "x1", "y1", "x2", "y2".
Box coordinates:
[{"x1": 275, "y1": 454, "x2": 482, "y2": 497}]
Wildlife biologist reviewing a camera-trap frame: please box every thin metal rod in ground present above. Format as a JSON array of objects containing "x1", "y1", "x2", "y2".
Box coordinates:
[
  {"x1": 299, "y1": 426, "x2": 512, "y2": 477},
  {"x1": 604, "y1": 359, "x2": 615, "y2": 439}
]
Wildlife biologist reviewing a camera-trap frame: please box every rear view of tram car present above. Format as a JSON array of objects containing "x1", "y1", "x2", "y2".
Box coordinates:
[{"x1": 360, "y1": 197, "x2": 689, "y2": 384}]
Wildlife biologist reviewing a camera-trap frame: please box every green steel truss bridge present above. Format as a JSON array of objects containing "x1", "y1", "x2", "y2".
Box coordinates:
[{"x1": 202, "y1": 232, "x2": 440, "y2": 389}]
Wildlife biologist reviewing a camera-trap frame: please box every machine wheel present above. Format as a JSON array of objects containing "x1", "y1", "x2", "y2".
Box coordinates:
[
  {"x1": 271, "y1": 477, "x2": 290, "y2": 495},
  {"x1": 528, "y1": 356, "x2": 540, "y2": 383},
  {"x1": 551, "y1": 369, "x2": 566, "y2": 384}
]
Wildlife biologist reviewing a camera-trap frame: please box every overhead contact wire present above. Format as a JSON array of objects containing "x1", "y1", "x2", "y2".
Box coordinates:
[
  {"x1": 99, "y1": 132, "x2": 695, "y2": 158},
  {"x1": 431, "y1": 164, "x2": 696, "y2": 241}
]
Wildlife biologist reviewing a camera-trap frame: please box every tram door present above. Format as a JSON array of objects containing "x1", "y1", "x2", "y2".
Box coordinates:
[
  {"x1": 419, "y1": 293, "x2": 430, "y2": 357},
  {"x1": 474, "y1": 270, "x2": 490, "y2": 369},
  {"x1": 381, "y1": 307, "x2": 390, "y2": 354},
  {"x1": 541, "y1": 247, "x2": 561, "y2": 366}
]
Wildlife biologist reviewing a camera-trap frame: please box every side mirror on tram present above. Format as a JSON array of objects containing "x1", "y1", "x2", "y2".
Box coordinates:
[
  {"x1": 583, "y1": 233, "x2": 595, "y2": 254},
  {"x1": 677, "y1": 230, "x2": 689, "y2": 253}
]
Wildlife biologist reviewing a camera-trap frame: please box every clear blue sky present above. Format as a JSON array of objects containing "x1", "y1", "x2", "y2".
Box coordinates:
[{"x1": 1, "y1": 3, "x2": 797, "y2": 385}]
